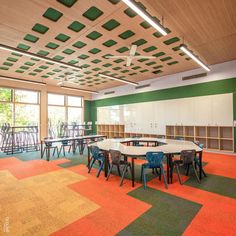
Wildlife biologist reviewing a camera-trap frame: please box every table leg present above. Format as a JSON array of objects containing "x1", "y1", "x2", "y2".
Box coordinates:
[
  {"x1": 104, "y1": 151, "x2": 109, "y2": 178},
  {"x1": 87, "y1": 146, "x2": 90, "y2": 168},
  {"x1": 47, "y1": 147, "x2": 50, "y2": 161},
  {"x1": 131, "y1": 158, "x2": 135, "y2": 187},
  {"x1": 72, "y1": 140, "x2": 76, "y2": 154},
  {"x1": 166, "y1": 154, "x2": 170, "y2": 184},
  {"x1": 199, "y1": 151, "x2": 203, "y2": 180},
  {"x1": 40, "y1": 141, "x2": 43, "y2": 159}
]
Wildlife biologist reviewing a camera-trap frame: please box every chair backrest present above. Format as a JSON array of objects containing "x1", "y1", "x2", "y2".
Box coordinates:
[
  {"x1": 146, "y1": 152, "x2": 164, "y2": 168},
  {"x1": 109, "y1": 149, "x2": 121, "y2": 164},
  {"x1": 175, "y1": 137, "x2": 184, "y2": 141},
  {"x1": 180, "y1": 150, "x2": 196, "y2": 164},
  {"x1": 90, "y1": 145, "x2": 101, "y2": 160},
  {"x1": 199, "y1": 143, "x2": 204, "y2": 149}
]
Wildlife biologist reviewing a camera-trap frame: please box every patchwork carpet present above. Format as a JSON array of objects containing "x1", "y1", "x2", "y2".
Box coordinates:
[{"x1": 0, "y1": 150, "x2": 236, "y2": 235}]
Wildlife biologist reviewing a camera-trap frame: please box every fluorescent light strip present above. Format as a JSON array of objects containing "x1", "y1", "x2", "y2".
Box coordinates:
[
  {"x1": 61, "y1": 86, "x2": 99, "y2": 94},
  {"x1": 0, "y1": 44, "x2": 81, "y2": 71},
  {"x1": 99, "y1": 73, "x2": 138, "y2": 86},
  {"x1": 0, "y1": 75, "x2": 46, "y2": 86},
  {"x1": 180, "y1": 45, "x2": 210, "y2": 71},
  {"x1": 121, "y1": 0, "x2": 167, "y2": 36}
]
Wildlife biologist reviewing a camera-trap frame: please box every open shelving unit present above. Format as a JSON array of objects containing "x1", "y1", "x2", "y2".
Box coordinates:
[{"x1": 166, "y1": 125, "x2": 234, "y2": 152}]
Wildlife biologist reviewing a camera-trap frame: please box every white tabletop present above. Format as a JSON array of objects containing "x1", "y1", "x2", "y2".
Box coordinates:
[{"x1": 89, "y1": 137, "x2": 202, "y2": 156}]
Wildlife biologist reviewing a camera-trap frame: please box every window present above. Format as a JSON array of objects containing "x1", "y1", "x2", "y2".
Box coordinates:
[
  {"x1": 0, "y1": 88, "x2": 40, "y2": 126},
  {"x1": 48, "y1": 93, "x2": 83, "y2": 137}
]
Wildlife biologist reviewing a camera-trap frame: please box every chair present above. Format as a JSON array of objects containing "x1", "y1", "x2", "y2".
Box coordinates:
[
  {"x1": 106, "y1": 149, "x2": 131, "y2": 186},
  {"x1": 59, "y1": 138, "x2": 73, "y2": 156},
  {"x1": 173, "y1": 149, "x2": 200, "y2": 185},
  {"x1": 194, "y1": 143, "x2": 207, "y2": 177},
  {"x1": 141, "y1": 152, "x2": 168, "y2": 189},
  {"x1": 88, "y1": 145, "x2": 105, "y2": 178},
  {"x1": 42, "y1": 137, "x2": 59, "y2": 159}
]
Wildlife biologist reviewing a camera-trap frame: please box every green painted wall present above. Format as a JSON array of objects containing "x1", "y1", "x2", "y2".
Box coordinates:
[
  {"x1": 233, "y1": 93, "x2": 236, "y2": 152},
  {"x1": 84, "y1": 100, "x2": 91, "y2": 122},
  {"x1": 86, "y1": 77, "x2": 236, "y2": 148}
]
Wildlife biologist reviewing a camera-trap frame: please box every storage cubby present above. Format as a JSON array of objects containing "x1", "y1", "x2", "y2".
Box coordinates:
[
  {"x1": 185, "y1": 137, "x2": 195, "y2": 142},
  {"x1": 195, "y1": 137, "x2": 207, "y2": 148},
  {"x1": 207, "y1": 126, "x2": 219, "y2": 138},
  {"x1": 220, "y1": 127, "x2": 233, "y2": 139},
  {"x1": 175, "y1": 126, "x2": 184, "y2": 136},
  {"x1": 220, "y1": 140, "x2": 233, "y2": 151},
  {"x1": 166, "y1": 126, "x2": 175, "y2": 136},
  {"x1": 207, "y1": 138, "x2": 219, "y2": 150},
  {"x1": 195, "y1": 126, "x2": 207, "y2": 137},
  {"x1": 185, "y1": 126, "x2": 194, "y2": 137}
]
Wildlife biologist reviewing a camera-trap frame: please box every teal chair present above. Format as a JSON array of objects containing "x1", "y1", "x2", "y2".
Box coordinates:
[
  {"x1": 88, "y1": 146, "x2": 105, "y2": 178},
  {"x1": 141, "y1": 152, "x2": 168, "y2": 189}
]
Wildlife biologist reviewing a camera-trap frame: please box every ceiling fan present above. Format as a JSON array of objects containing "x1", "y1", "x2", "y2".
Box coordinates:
[{"x1": 105, "y1": 44, "x2": 156, "y2": 67}]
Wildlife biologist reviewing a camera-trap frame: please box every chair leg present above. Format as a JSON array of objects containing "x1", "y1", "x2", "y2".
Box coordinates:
[
  {"x1": 56, "y1": 147, "x2": 59, "y2": 158},
  {"x1": 42, "y1": 148, "x2": 46, "y2": 158},
  {"x1": 59, "y1": 146, "x2": 63, "y2": 156},
  {"x1": 117, "y1": 165, "x2": 121, "y2": 176},
  {"x1": 161, "y1": 167, "x2": 168, "y2": 189},
  {"x1": 140, "y1": 165, "x2": 144, "y2": 182},
  {"x1": 192, "y1": 162, "x2": 201, "y2": 183},
  {"x1": 53, "y1": 147, "x2": 56, "y2": 156},
  {"x1": 63, "y1": 146, "x2": 65, "y2": 156},
  {"x1": 97, "y1": 160, "x2": 104, "y2": 178},
  {"x1": 195, "y1": 159, "x2": 207, "y2": 177},
  {"x1": 68, "y1": 145, "x2": 71, "y2": 153},
  {"x1": 143, "y1": 169, "x2": 147, "y2": 190},
  {"x1": 106, "y1": 164, "x2": 113, "y2": 181},
  {"x1": 88, "y1": 158, "x2": 95, "y2": 173},
  {"x1": 186, "y1": 164, "x2": 190, "y2": 176},
  {"x1": 120, "y1": 164, "x2": 128, "y2": 186},
  {"x1": 175, "y1": 164, "x2": 183, "y2": 185}
]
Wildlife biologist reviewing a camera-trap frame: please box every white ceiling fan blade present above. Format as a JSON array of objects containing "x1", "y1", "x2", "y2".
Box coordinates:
[
  {"x1": 126, "y1": 57, "x2": 132, "y2": 67},
  {"x1": 129, "y1": 45, "x2": 137, "y2": 56},
  {"x1": 133, "y1": 56, "x2": 156, "y2": 59},
  {"x1": 105, "y1": 55, "x2": 129, "y2": 59}
]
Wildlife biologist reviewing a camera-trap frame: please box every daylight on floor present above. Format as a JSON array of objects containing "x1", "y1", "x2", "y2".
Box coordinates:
[{"x1": 0, "y1": 0, "x2": 236, "y2": 235}]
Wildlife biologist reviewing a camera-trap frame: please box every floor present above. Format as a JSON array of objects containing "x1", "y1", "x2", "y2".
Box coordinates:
[{"x1": 0, "y1": 149, "x2": 236, "y2": 235}]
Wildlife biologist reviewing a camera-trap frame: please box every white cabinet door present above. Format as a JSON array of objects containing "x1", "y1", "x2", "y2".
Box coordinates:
[
  {"x1": 194, "y1": 96, "x2": 213, "y2": 126},
  {"x1": 179, "y1": 97, "x2": 195, "y2": 126},
  {"x1": 212, "y1": 94, "x2": 233, "y2": 126},
  {"x1": 154, "y1": 101, "x2": 166, "y2": 135}
]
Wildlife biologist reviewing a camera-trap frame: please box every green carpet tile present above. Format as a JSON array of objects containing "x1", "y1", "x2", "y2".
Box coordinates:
[
  {"x1": 118, "y1": 187, "x2": 202, "y2": 236},
  {"x1": 184, "y1": 173, "x2": 236, "y2": 199}
]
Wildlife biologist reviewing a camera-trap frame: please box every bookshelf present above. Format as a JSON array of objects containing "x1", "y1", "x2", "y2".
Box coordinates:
[{"x1": 166, "y1": 125, "x2": 234, "y2": 152}]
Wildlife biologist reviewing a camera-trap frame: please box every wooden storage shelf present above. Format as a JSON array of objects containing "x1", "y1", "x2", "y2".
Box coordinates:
[
  {"x1": 220, "y1": 126, "x2": 233, "y2": 139},
  {"x1": 175, "y1": 126, "x2": 184, "y2": 136},
  {"x1": 207, "y1": 138, "x2": 219, "y2": 150},
  {"x1": 166, "y1": 126, "x2": 175, "y2": 136},
  {"x1": 185, "y1": 126, "x2": 194, "y2": 137},
  {"x1": 220, "y1": 140, "x2": 233, "y2": 151},
  {"x1": 207, "y1": 126, "x2": 219, "y2": 138},
  {"x1": 195, "y1": 126, "x2": 207, "y2": 137}
]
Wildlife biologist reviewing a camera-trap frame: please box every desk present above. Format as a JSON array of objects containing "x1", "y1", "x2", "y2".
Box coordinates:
[
  {"x1": 41, "y1": 134, "x2": 107, "y2": 161},
  {"x1": 88, "y1": 138, "x2": 203, "y2": 187}
]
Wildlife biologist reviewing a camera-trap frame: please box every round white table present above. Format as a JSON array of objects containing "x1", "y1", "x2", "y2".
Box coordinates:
[{"x1": 88, "y1": 137, "x2": 203, "y2": 187}]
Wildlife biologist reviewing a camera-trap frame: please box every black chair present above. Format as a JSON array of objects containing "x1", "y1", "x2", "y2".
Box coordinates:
[
  {"x1": 59, "y1": 138, "x2": 73, "y2": 156},
  {"x1": 194, "y1": 143, "x2": 207, "y2": 177},
  {"x1": 42, "y1": 137, "x2": 59, "y2": 159},
  {"x1": 106, "y1": 149, "x2": 131, "y2": 186},
  {"x1": 173, "y1": 149, "x2": 200, "y2": 185}
]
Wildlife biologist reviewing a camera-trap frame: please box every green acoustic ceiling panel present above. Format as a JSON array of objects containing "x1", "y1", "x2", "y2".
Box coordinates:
[
  {"x1": 133, "y1": 39, "x2": 147, "y2": 46},
  {"x1": 46, "y1": 42, "x2": 59, "y2": 49},
  {"x1": 153, "y1": 52, "x2": 165, "y2": 57},
  {"x1": 168, "y1": 61, "x2": 179, "y2": 65},
  {"x1": 124, "y1": 8, "x2": 137, "y2": 18},
  {"x1": 24, "y1": 34, "x2": 39, "y2": 43},
  {"x1": 103, "y1": 40, "x2": 117, "y2": 47},
  {"x1": 20, "y1": 66, "x2": 29, "y2": 70},
  {"x1": 0, "y1": 67, "x2": 9, "y2": 70},
  {"x1": 3, "y1": 62, "x2": 13, "y2": 66},
  {"x1": 63, "y1": 48, "x2": 75, "y2": 55},
  {"x1": 17, "y1": 44, "x2": 30, "y2": 51},
  {"x1": 43, "y1": 8, "x2": 63, "y2": 22},
  {"x1": 89, "y1": 48, "x2": 101, "y2": 54},
  {"x1": 53, "y1": 55, "x2": 64, "y2": 61},
  {"x1": 140, "y1": 21, "x2": 151, "y2": 29},
  {"x1": 160, "y1": 56, "x2": 172, "y2": 62},
  {"x1": 73, "y1": 41, "x2": 86, "y2": 48},
  {"x1": 114, "y1": 59, "x2": 125, "y2": 63},
  {"x1": 119, "y1": 30, "x2": 135, "y2": 39},
  {"x1": 153, "y1": 70, "x2": 163, "y2": 74},
  {"x1": 172, "y1": 46, "x2": 181, "y2": 51},
  {"x1": 86, "y1": 31, "x2": 103, "y2": 40},
  {"x1": 32, "y1": 23, "x2": 49, "y2": 34},
  {"x1": 143, "y1": 46, "x2": 157, "y2": 52},
  {"x1": 83, "y1": 6, "x2": 104, "y2": 21},
  {"x1": 102, "y1": 19, "x2": 120, "y2": 31},
  {"x1": 91, "y1": 59, "x2": 102, "y2": 64},
  {"x1": 68, "y1": 21, "x2": 85, "y2": 32},
  {"x1": 164, "y1": 37, "x2": 180, "y2": 45},
  {"x1": 108, "y1": 0, "x2": 121, "y2": 4},
  {"x1": 116, "y1": 47, "x2": 129, "y2": 53},
  {"x1": 57, "y1": 0, "x2": 77, "y2": 7},
  {"x1": 37, "y1": 50, "x2": 49, "y2": 56},
  {"x1": 153, "y1": 65, "x2": 163, "y2": 69},
  {"x1": 55, "y1": 33, "x2": 71, "y2": 42},
  {"x1": 39, "y1": 65, "x2": 49, "y2": 69},
  {"x1": 79, "y1": 54, "x2": 89, "y2": 59}
]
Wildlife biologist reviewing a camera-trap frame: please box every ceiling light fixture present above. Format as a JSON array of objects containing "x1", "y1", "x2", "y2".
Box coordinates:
[
  {"x1": 61, "y1": 85, "x2": 99, "y2": 94},
  {"x1": 0, "y1": 75, "x2": 46, "y2": 86},
  {"x1": 98, "y1": 73, "x2": 138, "y2": 86},
  {"x1": 0, "y1": 44, "x2": 82, "y2": 71},
  {"x1": 121, "y1": 0, "x2": 168, "y2": 36},
  {"x1": 180, "y1": 45, "x2": 210, "y2": 71}
]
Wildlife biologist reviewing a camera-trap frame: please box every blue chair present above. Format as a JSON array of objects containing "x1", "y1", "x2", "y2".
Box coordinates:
[
  {"x1": 141, "y1": 152, "x2": 168, "y2": 189},
  {"x1": 88, "y1": 146, "x2": 105, "y2": 178}
]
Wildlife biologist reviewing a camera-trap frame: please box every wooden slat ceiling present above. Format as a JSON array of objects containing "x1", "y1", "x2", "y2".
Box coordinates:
[{"x1": 0, "y1": 0, "x2": 235, "y2": 91}]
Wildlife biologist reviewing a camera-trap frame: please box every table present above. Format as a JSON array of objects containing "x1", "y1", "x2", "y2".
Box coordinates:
[
  {"x1": 41, "y1": 134, "x2": 107, "y2": 161},
  {"x1": 88, "y1": 137, "x2": 203, "y2": 187}
]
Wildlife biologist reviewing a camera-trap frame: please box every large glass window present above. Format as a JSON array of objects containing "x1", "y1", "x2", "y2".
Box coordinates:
[
  {"x1": 48, "y1": 93, "x2": 83, "y2": 137},
  {"x1": 0, "y1": 87, "x2": 40, "y2": 127}
]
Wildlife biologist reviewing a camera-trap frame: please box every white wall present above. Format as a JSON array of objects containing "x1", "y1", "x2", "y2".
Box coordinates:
[{"x1": 93, "y1": 60, "x2": 236, "y2": 100}]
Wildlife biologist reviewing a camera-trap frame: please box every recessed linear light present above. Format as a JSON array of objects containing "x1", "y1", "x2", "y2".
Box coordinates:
[
  {"x1": 0, "y1": 75, "x2": 46, "y2": 86},
  {"x1": 180, "y1": 45, "x2": 210, "y2": 72},
  {"x1": 0, "y1": 44, "x2": 82, "y2": 71},
  {"x1": 121, "y1": 0, "x2": 168, "y2": 36},
  {"x1": 98, "y1": 73, "x2": 138, "y2": 86},
  {"x1": 61, "y1": 85, "x2": 99, "y2": 94}
]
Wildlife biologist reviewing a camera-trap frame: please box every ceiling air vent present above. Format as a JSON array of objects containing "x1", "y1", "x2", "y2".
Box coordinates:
[
  {"x1": 135, "y1": 84, "x2": 150, "y2": 89},
  {"x1": 104, "y1": 91, "x2": 115, "y2": 95},
  {"x1": 182, "y1": 73, "x2": 207, "y2": 81}
]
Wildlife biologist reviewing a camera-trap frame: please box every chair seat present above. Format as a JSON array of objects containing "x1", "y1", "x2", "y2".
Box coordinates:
[{"x1": 142, "y1": 163, "x2": 161, "y2": 168}]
